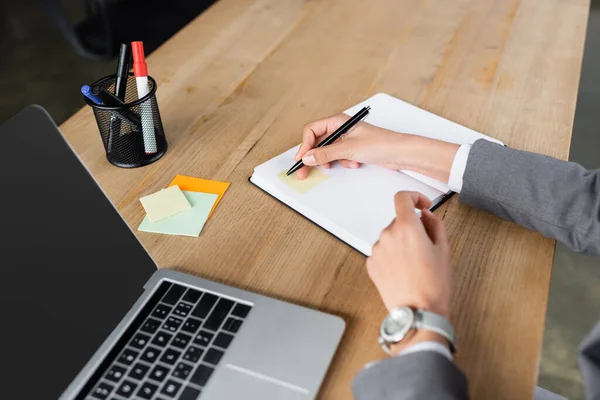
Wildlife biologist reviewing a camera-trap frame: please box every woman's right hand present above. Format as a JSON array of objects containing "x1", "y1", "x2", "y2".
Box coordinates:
[
  {"x1": 294, "y1": 114, "x2": 408, "y2": 180},
  {"x1": 294, "y1": 113, "x2": 460, "y2": 183}
]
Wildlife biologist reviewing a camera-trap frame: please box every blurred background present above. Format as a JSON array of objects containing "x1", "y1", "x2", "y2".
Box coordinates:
[{"x1": 1, "y1": 1, "x2": 599, "y2": 398}]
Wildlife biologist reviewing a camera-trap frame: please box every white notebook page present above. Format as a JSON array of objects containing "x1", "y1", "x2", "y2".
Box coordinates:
[{"x1": 252, "y1": 146, "x2": 444, "y2": 256}]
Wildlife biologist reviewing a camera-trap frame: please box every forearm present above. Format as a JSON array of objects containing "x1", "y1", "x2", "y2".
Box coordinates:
[
  {"x1": 399, "y1": 135, "x2": 600, "y2": 255},
  {"x1": 460, "y1": 140, "x2": 600, "y2": 255},
  {"x1": 396, "y1": 134, "x2": 460, "y2": 184}
]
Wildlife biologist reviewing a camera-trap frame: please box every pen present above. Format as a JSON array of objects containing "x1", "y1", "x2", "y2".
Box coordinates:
[
  {"x1": 286, "y1": 106, "x2": 371, "y2": 176},
  {"x1": 91, "y1": 85, "x2": 142, "y2": 128},
  {"x1": 81, "y1": 85, "x2": 103, "y2": 104},
  {"x1": 92, "y1": 85, "x2": 126, "y2": 107},
  {"x1": 114, "y1": 43, "x2": 131, "y2": 101},
  {"x1": 132, "y1": 41, "x2": 158, "y2": 154}
]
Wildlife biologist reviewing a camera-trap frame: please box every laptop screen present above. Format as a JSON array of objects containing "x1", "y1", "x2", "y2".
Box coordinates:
[{"x1": 0, "y1": 106, "x2": 157, "y2": 399}]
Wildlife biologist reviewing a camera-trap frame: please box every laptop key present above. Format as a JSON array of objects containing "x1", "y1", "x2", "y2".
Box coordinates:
[
  {"x1": 172, "y1": 362, "x2": 193, "y2": 379},
  {"x1": 161, "y1": 379, "x2": 182, "y2": 397},
  {"x1": 223, "y1": 317, "x2": 242, "y2": 333},
  {"x1": 182, "y1": 288, "x2": 202, "y2": 304},
  {"x1": 191, "y1": 293, "x2": 218, "y2": 319},
  {"x1": 213, "y1": 332, "x2": 234, "y2": 349},
  {"x1": 140, "y1": 318, "x2": 161, "y2": 334},
  {"x1": 231, "y1": 303, "x2": 252, "y2": 319},
  {"x1": 181, "y1": 317, "x2": 202, "y2": 334},
  {"x1": 118, "y1": 349, "x2": 139, "y2": 366},
  {"x1": 105, "y1": 365, "x2": 126, "y2": 383},
  {"x1": 152, "y1": 304, "x2": 173, "y2": 320},
  {"x1": 116, "y1": 380, "x2": 137, "y2": 398},
  {"x1": 128, "y1": 362, "x2": 149, "y2": 380},
  {"x1": 91, "y1": 382, "x2": 113, "y2": 399},
  {"x1": 160, "y1": 348, "x2": 182, "y2": 365},
  {"x1": 190, "y1": 364, "x2": 214, "y2": 387},
  {"x1": 149, "y1": 365, "x2": 169, "y2": 382},
  {"x1": 203, "y1": 298, "x2": 234, "y2": 331},
  {"x1": 140, "y1": 346, "x2": 162, "y2": 363},
  {"x1": 152, "y1": 331, "x2": 173, "y2": 348},
  {"x1": 162, "y1": 284, "x2": 186, "y2": 305},
  {"x1": 203, "y1": 348, "x2": 224, "y2": 365},
  {"x1": 136, "y1": 381, "x2": 158, "y2": 400},
  {"x1": 183, "y1": 345, "x2": 204, "y2": 363},
  {"x1": 129, "y1": 333, "x2": 151, "y2": 349},
  {"x1": 194, "y1": 330, "x2": 214, "y2": 346},
  {"x1": 180, "y1": 385, "x2": 202, "y2": 400},
  {"x1": 172, "y1": 332, "x2": 192, "y2": 349},
  {"x1": 163, "y1": 316, "x2": 183, "y2": 332},
  {"x1": 173, "y1": 302, "x2": 193, "y2": 317}
]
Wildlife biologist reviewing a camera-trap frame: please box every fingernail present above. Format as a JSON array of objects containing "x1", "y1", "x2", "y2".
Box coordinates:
[
  {"x1": 350, "y1": 162, "x2": 359, "y2": 169},
  {"x1": 303, "y1": 152, "x2": 315, "y2": 165}
]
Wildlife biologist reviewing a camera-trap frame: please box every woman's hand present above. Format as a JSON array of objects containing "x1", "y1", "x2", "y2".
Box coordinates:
[{"x1": 295, "y1": 113, "x2": 460, "y2": 183}]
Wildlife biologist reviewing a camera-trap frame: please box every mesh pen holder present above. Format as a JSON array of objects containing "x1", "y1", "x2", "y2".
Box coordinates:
[{"x1": 84, "y1": 73, "x2": 168, "y2": 168}]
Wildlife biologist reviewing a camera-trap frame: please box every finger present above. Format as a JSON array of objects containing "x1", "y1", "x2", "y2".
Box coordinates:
[
  {"x1": 296, "y1": 165, "x2": 310, "y2": 180},
  {"x1": 296, "y1": 115, "x2": 348, "y2": 161},
  {"x1": 393, "y1": 192, "x2": 432, "y2": 222},
  {"x1": 421, "y1": 209, "x2": 448, "y2": 246},
  {"x1": 339, "y1": 159, "x2": 352, "y2": 169},
  {"x1": 303, "y1": 141, "x2": 355, "y2": 166},
  {"x1": 322, "y1": 162, "x2": 331, "y2": 169}
]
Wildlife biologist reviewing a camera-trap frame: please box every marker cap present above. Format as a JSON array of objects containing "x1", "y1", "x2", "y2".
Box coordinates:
[{"x1": 131, "y1": 41, "x2": 148, "y2": 77}]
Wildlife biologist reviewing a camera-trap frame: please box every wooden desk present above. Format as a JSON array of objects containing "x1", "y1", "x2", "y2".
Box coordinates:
[{"x1": 60, "y1": 0, "x2": 589, "y2": 398}]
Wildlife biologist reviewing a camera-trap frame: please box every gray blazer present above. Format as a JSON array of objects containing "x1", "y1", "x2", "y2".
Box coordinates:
[{"x1": 352, "y1": 139, "x2": 600, "y2": 399}]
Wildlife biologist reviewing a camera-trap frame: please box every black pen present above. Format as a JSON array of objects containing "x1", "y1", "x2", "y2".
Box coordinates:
[
  {"x1": 114, "y1": 43, "x2": 131, "y2": 101},
  {"x1": 286, "y1": 105, "x2": 371, "y2": 176}
]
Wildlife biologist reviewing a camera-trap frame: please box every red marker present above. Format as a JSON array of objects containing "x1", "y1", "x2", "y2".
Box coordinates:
[{"x1": 132, "y1": 41, "x2": 157, "y2": 154}]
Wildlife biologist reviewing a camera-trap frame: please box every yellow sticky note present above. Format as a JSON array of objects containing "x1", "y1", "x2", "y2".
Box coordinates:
[
  {"x1": 140, "y1": 185, "x2": 191, "y2": 222},
  {"x1": 277, "y1": 168, "x2": 329, "y2": 194},
  {"x1": 169, "y1": 175, "x2": 231, "y2": 217}
]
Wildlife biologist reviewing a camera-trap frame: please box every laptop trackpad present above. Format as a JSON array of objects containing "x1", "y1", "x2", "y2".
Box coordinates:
[{"x1": 202, "y1": 364, "x2": 309, "y2": 399}]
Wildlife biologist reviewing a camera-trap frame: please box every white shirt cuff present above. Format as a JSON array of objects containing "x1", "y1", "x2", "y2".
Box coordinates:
[
  {"x1": 447, "y1": 144, "x2": 472, "y2": 193},
  {"x1": 396, "y1": 341, "x2": 453, "y2": 361},
  {"x1": 363, "y1": 341, "x2": 453, "y2": 369}
]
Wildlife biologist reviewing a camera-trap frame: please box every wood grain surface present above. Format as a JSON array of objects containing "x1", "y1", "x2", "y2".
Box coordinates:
[{"x1": 59, "y1": 0, "x2": 589, "y2": 398}]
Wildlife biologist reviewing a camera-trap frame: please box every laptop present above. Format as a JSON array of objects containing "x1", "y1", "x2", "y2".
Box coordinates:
[{"x1": 0, "y1": 105, "x2": 345, "y2": 400}]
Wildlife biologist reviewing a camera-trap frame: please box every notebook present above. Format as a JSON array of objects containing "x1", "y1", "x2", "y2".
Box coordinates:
[{"x1": 250, "y1": 93, "x2": 503, "y2": 256}]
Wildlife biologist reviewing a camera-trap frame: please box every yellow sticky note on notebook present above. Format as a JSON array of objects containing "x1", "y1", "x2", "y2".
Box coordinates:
[
  {"x1": 277, "y1": 168, "x2": 329, "y2": 194},
  {"x1": 169, "y1": 175, "x2": 230, "y2": 217},
  {"x1": 140, "y1": 185, "x2": 191, "y2": 222}
]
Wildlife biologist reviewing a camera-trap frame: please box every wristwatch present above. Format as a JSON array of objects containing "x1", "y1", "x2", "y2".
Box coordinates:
[{"x1": 378, "y1": 306, "x2": 457, "y2": 355}]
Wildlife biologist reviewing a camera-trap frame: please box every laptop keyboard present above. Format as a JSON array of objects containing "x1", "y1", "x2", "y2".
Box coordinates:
[{"x1": 79, "y1": 281, "x2": 252, "y2": 400}]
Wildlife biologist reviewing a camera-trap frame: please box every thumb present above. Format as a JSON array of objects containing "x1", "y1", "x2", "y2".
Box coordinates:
[{"x1": 302, "y1": 142, "x2": 354, "y2": 166}]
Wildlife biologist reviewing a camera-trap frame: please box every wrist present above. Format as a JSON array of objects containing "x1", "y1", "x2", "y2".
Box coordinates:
[
  {"x1": 388, "y1": 329, "x2": 450, "y2": 356},
  {"x1": 395, "y1": 134, "x2": 459, "y2": 183}
]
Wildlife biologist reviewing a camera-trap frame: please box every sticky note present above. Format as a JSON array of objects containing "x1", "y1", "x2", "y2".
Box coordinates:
[
  {"x1": 277, "y1": 168, "x2": 329, "y2": 194},
  {"x1": 140, "y1": 185, "x2": 191, "y2": 222},
  {"x1": 169, "y1": 175, "x2": 230, "y2": 217},
  {"x1": 138, "y1": 191, "x2": 218, "y2": 237}
]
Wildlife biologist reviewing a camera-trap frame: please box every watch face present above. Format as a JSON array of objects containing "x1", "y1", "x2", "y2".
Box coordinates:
[{"x1": 380, "y1": 307, "x2": 414, "y2": 343}]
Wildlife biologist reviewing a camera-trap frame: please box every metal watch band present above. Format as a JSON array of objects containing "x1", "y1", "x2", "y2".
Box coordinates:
[{"x1": 414, "y1": 309, "x2": 457, "y2": 353}]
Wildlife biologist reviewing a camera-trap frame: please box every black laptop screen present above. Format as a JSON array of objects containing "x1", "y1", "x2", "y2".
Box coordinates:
[{"x1": 0, "y1": 106, "x2": 157, "y2": 399}]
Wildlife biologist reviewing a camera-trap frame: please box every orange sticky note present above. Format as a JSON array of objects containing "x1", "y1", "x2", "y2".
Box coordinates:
[{"x1": 169, "y1": 175, "x2": 230, "y2": 217}]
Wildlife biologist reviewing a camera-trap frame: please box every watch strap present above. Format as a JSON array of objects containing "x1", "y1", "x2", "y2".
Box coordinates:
[{"x1": 414, "y1": 309, "x2": 457, "y2": 353}]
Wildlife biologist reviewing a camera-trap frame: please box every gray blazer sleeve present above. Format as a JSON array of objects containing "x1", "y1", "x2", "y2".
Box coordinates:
[
  {"x1": 579, "y1": 322, "x2": 600, "y2": 399},
  {"x1": 460, "y1": 139, "x2": 600, "y2": 255},
  {"x1": 352, "y1": 352, "x2": 468, "y2": 400}
]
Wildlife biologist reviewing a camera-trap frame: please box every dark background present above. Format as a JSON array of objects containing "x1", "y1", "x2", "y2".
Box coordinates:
[{"x1": 1, "y1": 1, "x2": 599, "y2": 398}]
